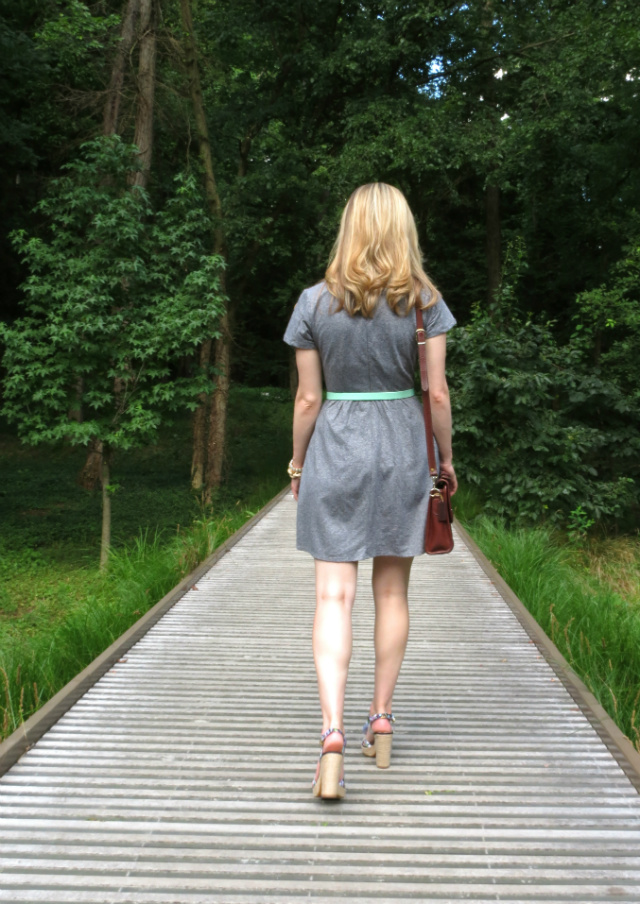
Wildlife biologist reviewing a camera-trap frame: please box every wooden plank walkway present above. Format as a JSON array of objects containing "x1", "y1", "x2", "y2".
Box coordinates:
[{"x1": 1, "y1": 490, "x2": 640, "y2": 902}]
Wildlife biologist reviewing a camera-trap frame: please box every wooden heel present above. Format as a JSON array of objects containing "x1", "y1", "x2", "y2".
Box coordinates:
[
  {"x1": 362, "y1": 711, "x2": 396, "y2": 766},
  {"x1": 361, "y1": 740, "x2": 376, "y2": 758},
  {"x1": 312, "y1": 728, "x2": 346, "y2": 799},
  {"x1": 374, "y1": 732, "x2": 392, "y2": 768},
  {"x1": 319, "y1": 752, "x2": 344, "y2": 798}
]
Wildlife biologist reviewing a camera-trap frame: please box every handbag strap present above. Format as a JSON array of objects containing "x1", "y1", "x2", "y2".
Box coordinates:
[{"x1": 415, "y1": 305, "x2": 439, "y2": 486}]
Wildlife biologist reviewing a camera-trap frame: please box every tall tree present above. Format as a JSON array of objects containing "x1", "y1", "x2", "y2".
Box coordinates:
[
  {"x1": 80, "y1": 0, "x2": 157, "y2": 488},
  {"x1": 130, "y1": 0, "x2": 156, "y2": 187},
  {"x1": 1, "y1": 138, "x2": 226, "y2": 567},
  {"x1": 180, "y1": 0, "x2": 230, "y2": 499},
  {"x1": 103, "y1": 0, "x2": 140, "y2": 136}
]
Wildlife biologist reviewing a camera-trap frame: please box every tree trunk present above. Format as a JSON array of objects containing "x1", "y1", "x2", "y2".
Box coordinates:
[
  {"x1": 103, "y1": 0, "x2": 140, "y2": 136},
  {"x1": 594, "y1": 328, "x2": 602, "y2": 365},
  {"x1": 180, "y1": 0, "x2": 223, "y2": 242},
  {"x1": 190, "y1": 338, "x2": 212, "y2": 490},
  {"x1": 204, "y1": 313, "x2": 231, "y2": 500},
  {"x1": 485, "y1": 182, "x2": 501, "y2": 305},
  {"x1": 181, "y1": 0, "x2": 230, "y2": 496},
  {"x1": 481, "y1": 0, "x2": 501, "y2": 308},
  {"x1": 130, "y1": 0, "x2": 156, "y2": 188},
  {"x1": 78, "y1": 440, "x2": 103, "y2": 491},
  {"x1": 68, "y1": 376, "x2": 84, "y2": 424},
  {"x1": 99, "y1": 447, "x2": 111, "y2": 571}
]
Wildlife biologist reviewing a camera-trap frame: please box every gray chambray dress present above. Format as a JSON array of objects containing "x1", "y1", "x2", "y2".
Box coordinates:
[{"x1": 283, "y1": 281, "x2": 457, "y2": 562}]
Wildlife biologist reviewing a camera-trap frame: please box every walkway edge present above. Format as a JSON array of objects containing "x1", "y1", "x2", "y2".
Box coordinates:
[
  {"x1": 0, "y1": 485, "x2": 291, "y2": 777},
  {"x1": 454, "y1": 518, "x2": 640, "y2": 794}
]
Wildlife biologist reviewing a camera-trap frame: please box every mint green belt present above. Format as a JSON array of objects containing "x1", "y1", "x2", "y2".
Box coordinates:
[{"x1": 325, "y1": 389, "x2": 415, "y2": 400}]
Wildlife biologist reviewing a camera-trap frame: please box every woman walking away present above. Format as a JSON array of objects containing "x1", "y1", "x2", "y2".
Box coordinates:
[{"x1": 283, "y1": 183, "x2": 458, "y2": 799}]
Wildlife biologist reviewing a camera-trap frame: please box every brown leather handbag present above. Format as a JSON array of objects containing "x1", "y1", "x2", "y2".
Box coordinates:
[{"x1": 416, "y1": 305, "x2": 454, "y2": 555}]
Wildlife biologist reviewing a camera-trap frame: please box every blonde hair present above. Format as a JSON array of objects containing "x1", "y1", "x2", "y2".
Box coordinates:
[{"x1": 324, "y1": 183, "x2": 440, "y2": 318}]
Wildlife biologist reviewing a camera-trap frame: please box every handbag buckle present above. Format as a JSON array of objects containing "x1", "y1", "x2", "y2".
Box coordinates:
[{"x1": 416, "y1": 327, "x2": 426, "y2": 345}]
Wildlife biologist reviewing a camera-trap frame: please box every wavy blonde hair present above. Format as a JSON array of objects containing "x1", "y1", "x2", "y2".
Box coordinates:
[{"x1": 324, "y1": 183, "x2": 439, "y2": 318}]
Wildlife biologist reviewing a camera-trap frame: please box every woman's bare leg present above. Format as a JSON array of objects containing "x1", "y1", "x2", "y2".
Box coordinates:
[
  {"x1": 313, "y1": 559, "x2": 358, "y2": 732},
  {"x1": 369, "y1": 556, "x2": 413, "y2": 722}
]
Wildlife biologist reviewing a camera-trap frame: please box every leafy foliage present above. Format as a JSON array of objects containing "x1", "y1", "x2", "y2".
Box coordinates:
[
  {"x1": 34, "y1": 0, "x2": 120, "y2": 84},
  {"x1": 0, "y1": 0, "x2": 639, "y2": 529},
  {"x1": 449, "y1": 241, "x2": 639, "y2": 527},
  {"x1": 1, "y1": 136, "x2": 226, "y2": 453}
]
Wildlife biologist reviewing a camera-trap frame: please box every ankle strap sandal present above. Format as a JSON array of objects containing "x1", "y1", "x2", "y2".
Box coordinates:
[
  {"x1": 312, "y1": 727, "x2": 346, "y2": 799},
  {"x1": 361, "y1": 712, "x2": 395, "y2": 769},
  {"x1": 320, "y1": 727, "x2": 347, "y2": 749}
]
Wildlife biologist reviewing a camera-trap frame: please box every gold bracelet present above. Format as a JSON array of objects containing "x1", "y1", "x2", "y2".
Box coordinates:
[{"x1": 287, "y1": 458, "x2": 303, "y2": 478}]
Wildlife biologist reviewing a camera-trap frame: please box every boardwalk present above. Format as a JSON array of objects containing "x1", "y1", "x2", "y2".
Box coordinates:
[{"x1": 1, "y1": 489, "x2": 640, "y2": 902}]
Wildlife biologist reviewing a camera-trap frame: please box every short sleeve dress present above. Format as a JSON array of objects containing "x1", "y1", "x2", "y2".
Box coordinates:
[{"x1": 283, "y1": 281, "x2": 457, "y2": 562}]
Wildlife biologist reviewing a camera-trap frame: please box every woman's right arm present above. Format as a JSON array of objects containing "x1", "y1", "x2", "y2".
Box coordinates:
[
  {"x1": 425, "y1": 333, "x2": 458, "y2": 494},
  {"x1": 290, "y1": 348, "x2": 323, "y2": 500}
]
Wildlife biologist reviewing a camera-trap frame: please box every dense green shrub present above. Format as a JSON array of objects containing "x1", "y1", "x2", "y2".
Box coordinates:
[
  {"x1": 448, "y1": 241, "x2": 639, "y2": 527},
  {"x1": 2, "y1": 136, "x2": 225, "y2": 452}
]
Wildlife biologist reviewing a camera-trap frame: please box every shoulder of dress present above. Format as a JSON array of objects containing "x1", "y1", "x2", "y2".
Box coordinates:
[
  {"x1": 307, "y1": 279, "x2": 328, "y2": 297},
  {"x1": 419, "y1": 286, "x2": 442, "y2": 307},
  {"x1": 301, "y1": 280, "x2": 332, "y2": 312}
]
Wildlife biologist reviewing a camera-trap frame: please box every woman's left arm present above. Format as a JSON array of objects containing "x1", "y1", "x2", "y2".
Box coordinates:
[{"x1": 290, "y1": 348, "x2": 323, "y2": 500}]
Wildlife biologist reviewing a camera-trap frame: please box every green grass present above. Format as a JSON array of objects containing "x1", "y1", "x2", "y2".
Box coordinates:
[
  {"x1": 462, "y1": 513, "x2": 640, "y2": 753},
  {"x1": 0, "y1": 508, "x2": 275, "y2": 737},
  {"x1": 0, "y1": 384, "x2": 292, "y2": 561},
  {"x1": 0, "y1": 384, "x2": 292, "y2": 738}
]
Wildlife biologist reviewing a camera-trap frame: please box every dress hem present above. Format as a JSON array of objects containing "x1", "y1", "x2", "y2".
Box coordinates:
[{"x1": 296, "y1": 544, "x2": 424, "y2": 562}]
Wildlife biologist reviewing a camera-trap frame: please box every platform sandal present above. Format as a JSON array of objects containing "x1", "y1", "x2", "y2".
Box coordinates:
[
  {"x1": 361, "y1": 712, "x2": 395, "y2": 768},
  {"x1": 312, "y1": 727, "x2": 346, "y2": 799}
]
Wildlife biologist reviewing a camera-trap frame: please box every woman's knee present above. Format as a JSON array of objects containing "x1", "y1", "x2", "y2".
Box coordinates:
[
  {"x1": 317, "y1": 579, "x2": 355, "y2": 609},
  {"x1": 315, "y1": 561, "x2": 357, "y2": 609},
  {"x1": 372, "y1": 556, "x2": 412, "y2": 601}
]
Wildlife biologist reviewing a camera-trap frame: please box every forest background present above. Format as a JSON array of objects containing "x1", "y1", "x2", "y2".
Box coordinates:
[
  {"x1": 1, "y1": 0, "x2": 639, "y2": 533},
  {"x1": 0, "y1": 1, "x2": 639, "y2": 744}
]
